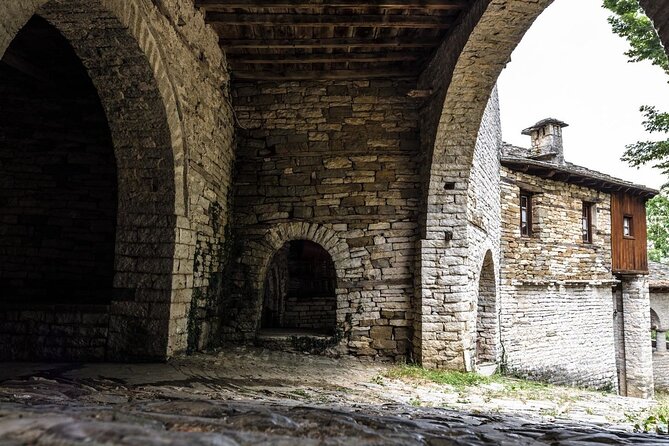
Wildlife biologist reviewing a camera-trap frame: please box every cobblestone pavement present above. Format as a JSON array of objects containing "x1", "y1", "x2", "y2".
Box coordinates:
[{"x1": 0, "y1": 348, "x2": 668, "y2": 445}]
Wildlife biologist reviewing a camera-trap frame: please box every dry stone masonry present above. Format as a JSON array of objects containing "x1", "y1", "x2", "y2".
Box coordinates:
[
  {"x1": 499, "y1": 117, "x2": 655, "y2": 397},
  {"x1": 649, "y1": 262, "x2": 669, "y2": 391},
  {"x1": 226, "y1": 80, "x2": 420, "y2": 360},
  {"x1": 0, "y1": 0, "x2": 234, "y2": 360},
  {"x1": 0, "y1": 0, "x2": 667, "y2": 403}
]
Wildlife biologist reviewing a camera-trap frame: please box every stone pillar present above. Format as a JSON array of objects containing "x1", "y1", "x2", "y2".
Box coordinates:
[
  {"x1": 657, "y1": 330, "x2": 667, "y2": 353},
  {"x1": 620, "y1": 275, "x2": 654, "y2": 399}
]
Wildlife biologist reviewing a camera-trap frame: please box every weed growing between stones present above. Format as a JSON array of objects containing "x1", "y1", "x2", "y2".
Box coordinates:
[
  {"x1": 384, "y1": 365, "x2": 496, "y2": 389},
  {"x1": 630, "y1": 392, "x2": 669, "y2": 434}
]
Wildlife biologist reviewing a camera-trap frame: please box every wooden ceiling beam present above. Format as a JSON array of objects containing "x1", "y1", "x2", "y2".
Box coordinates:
[
  {"x1": 232, "y1": 68, "x2": 417, "y2": 80},
  {"x1": 220, "y1": 37, "x2": 438, "y2": 49},
  {"x1": 196, "y1": 0, "x2": 468, "y2": 11},
  {"x1": 207, "y1": 13, "x2": 455, "y2": 28},
  {"x1": 228, "y1": 53, "x2": 420, "y2": 64}
]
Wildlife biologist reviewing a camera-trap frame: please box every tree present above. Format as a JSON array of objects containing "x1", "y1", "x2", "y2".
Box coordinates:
[
  {"x1": 603, "y1": 0, "x2": 669, "y2": 262},
  {"x1": 602, "y1": 0, "x2": 669, "y2": 74},
  {"x1": 603, "y1": 0, "x2": 669, "y2": 188},
  {"x1": 647, "y1": 193, "x2": 669, "y2": 262}
]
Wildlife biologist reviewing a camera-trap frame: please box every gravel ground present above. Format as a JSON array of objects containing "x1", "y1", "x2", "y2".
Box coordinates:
[{"x1": 0, "y1": 346, "x2": 667, "y2": 445}]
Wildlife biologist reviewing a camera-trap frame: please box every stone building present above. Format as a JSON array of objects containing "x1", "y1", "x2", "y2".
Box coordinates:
[
  {"x1": 1, "y1": 0, "x2": 669, "y2": 398},
  {"x1": 650, "y1": 261, "x2": 669, "y2": 390},
  {"x1": 499, "y1": 118, "x2": 657, "y2": 398}
]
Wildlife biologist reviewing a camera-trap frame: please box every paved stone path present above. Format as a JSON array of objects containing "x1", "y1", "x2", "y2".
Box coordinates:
[{"x1": 0, "y1": 348, "x2": 668, "y2": 445}]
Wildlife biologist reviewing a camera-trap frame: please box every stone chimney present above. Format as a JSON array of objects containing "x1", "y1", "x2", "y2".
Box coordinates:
[{"x1": 521, "y1": 118, "x2": 568, "y2": 164}]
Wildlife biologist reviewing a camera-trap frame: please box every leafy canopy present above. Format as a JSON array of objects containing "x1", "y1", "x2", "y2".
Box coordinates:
[
  {"x1": 603, "y1": 0, "x2": 669, "y2": 74},
  {"x1": 603, "y1": 0, "x2": 669, "y2": 262},
  {"x1": 603, "y1": 0, "x2": 669, "y2": 186},
  {"x1": 647, "y1": 193, "x2": 669, "y2": 262}
]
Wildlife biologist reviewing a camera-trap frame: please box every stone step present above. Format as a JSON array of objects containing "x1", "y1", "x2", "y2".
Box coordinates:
[
  {"x1": 255, "y1": 329, "x2": 337, "y2": 354},
  {"x1": 476, "y1": 362, "x2": 498, "y2": 377}
]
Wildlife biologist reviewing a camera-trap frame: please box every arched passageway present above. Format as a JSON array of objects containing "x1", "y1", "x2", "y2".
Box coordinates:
[
  {"x1": 652, "y1": 308, "x2": 661, "y2": 331},
  {"x1": 262, "y1": 240, "x2": 337, "y2": 335},
  {"x1": 0, "y1": 15, "x2": 117, "y2": 304},
  {"x1": 415, "y1": 0, "x2": 669, "y2": 377},
  {"x1": 0, "y1": 0, "x2": 181, "y2": 361},
  {"x1": 476, "y1": 251, "x2": 498, "y2": 366}
]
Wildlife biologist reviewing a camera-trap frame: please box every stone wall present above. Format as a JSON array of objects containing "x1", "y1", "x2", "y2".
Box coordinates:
[
  {"x1": 261, "y1": 241, "x2": 336, "y2": 332},
  {"x1": 650, "y1": 291, "x2": 669, "y2": 330},
  {"x1": 499, "y1": 167, "x2": 619, "y2": 389},
  {"x1": 282, "y1": 296, "x2": 336, "y2": 331},
  {"x1": 476, "y1": 252, "x2": 498, "y2": 366},
  {"x1": 500, "y1": 283, "x2": 617, "y2": 389},
  {"x1": 226, "y1": 80, "x2": 420, "y2": 360},
  {"x1": 653, "y1": 352, "x2": 669, "y2": 391},
  {"x1": 410, "y1": 0, "x2": 669, "y2": 373},
  {"x1": 0, "y1": 17, "x2": 116, "y2": 305},
  {"x1": 466, "y1": 90, "x2": 502, "y2": 370},
  {"x1": 613, "y1": 286, "x2": 627, "y2": 395},
  {"x1": 0, "y1": 0, "x2": 233, "y2": 360},
  {"x1": 0, "y1": 305, "x2": 109, "y2": 360},
  {"x1": 500, "y1": 169, "x2": 613, "y2": 281},
  {"x1": 413, "y1": 0, "x2": 551, "y2": 369}
]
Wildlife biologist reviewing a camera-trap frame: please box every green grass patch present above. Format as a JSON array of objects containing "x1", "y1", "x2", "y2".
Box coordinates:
[
  {"x1": 384, "y1": 365, "x2": 496, "y2": 389},
  {"x1": 631, "y1": 391, "x2": 669, "y2": 434}
]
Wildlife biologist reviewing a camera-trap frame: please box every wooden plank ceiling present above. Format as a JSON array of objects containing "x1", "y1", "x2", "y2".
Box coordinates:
[{"x1": 194, "y1": 0, "x2": 472, "y2": 80}]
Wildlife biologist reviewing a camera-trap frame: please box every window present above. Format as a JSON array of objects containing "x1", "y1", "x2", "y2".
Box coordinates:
[
  {"x1": 582, "y1": 202, "x2": 593, "y2": 243},
  {"x1": 520, "y1": 193, "x2": 532, "y2": 236},
  {"x1": 623, "y1": 215, "x2": 633, "y2": 237}
]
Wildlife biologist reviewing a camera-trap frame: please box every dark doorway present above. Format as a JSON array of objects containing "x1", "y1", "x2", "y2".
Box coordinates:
[
  {"x1": 0, "y1": 16, "x2": 117, "y2": 304},
  {"x1": 261, "y1": 240, "x2": 336, "y2": 334},
  {"x1": 476, "y1": 251, "x2": 497, "y2": 365}
]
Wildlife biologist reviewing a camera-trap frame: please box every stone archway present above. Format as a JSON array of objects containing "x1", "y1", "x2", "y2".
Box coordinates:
[
  {"x1": 0, "y1": 1, "x2": 188, "y2": 215},
  {"x1": 652, "y1": 308, "x2": 661, "y2": 331},
  {"x1": 0, "y1": 15, "x2": 118, "y2": 308},
  {"x1": 415, "y1": 0, "x2": 669, "y2": 371},
  {"x1": 260, "y1": 240, "x2": 337, "y2": 335},
  {"x1": 0, "y1": 0, "x2": 185, "y2": 360},
  {"x1": 227, "y1": 222, "x2": 354, "y2": 347},
  {"x1": 475, "y1": 250, "x2": 498, "y2": 369}
]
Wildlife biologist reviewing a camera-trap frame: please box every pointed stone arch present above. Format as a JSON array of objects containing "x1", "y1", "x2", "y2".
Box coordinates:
[
  {"x1": 0, "y1": 1, "x2": 188, "y2": 219},
  {"x1": 415, "y1": 0, "x2": 669, "y2": 370},
  {"x1": 475, "y1": 250, "x2": 499, "y2": 369},
  {"x1": 0, "y1": 0, "x2": 191, "y2": 359},
  {"x1": 652, "y1": 308, "x2": 661, "y2": 331},
  {"x1": 228, "y1": 222, "x2": 355, "y2": 345}
]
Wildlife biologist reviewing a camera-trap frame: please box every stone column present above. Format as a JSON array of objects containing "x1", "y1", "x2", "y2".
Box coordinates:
[
  {"x1": 620, "y1": 275, "x2": 654, "y2": 398},
  {"x1": 657, "y1": 330, "x2": 667, "y2": 353}
]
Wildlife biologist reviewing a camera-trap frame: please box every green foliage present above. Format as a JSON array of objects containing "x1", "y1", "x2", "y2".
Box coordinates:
[
  {"x1": 603, "y1": 0, "x2": 669, "y2": 263},
  {"x1": 621, "y1": 106, "x2": 669, "y2": 186},
  {"x1": 633, "y1": 407, "x2": 669, "y2": 433},
  {"x1": 647, "y1": 193, "x2": 669, "y2": 262},
  {"x1": 628, "y1": 392, "x2": 669, "y2": 434},
  {"x1": 602, "y1": 0, "x2": 669, "y2": 74},
  {"x1": 603, "y1": 0, "x2": 669, "y2": 187}
]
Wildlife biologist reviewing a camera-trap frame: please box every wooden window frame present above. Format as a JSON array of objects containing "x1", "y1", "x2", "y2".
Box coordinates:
[
  {"x1": 520, "y1": 192, "x2": 532, "y2": 237},
  {"x1": 623, "y1": 214, "x2": 634, "y2": 239},
  {"x1": 582, "y1": 202, "x2": 593, "y2": 244}
]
